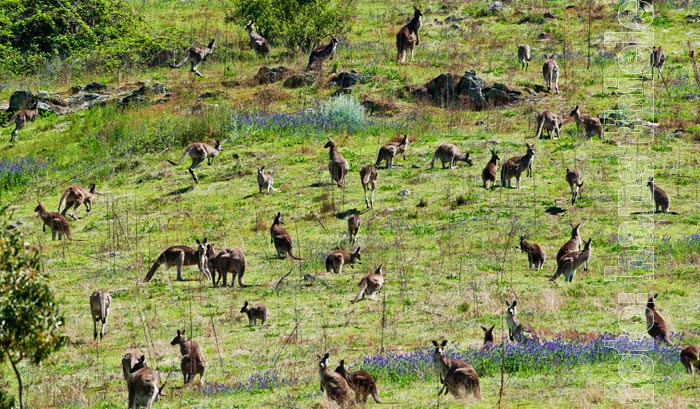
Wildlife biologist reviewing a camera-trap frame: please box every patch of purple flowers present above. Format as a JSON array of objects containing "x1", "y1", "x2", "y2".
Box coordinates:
[
  {"x1": 0, "y1": 157, "x2": 49, "y2": 195},
  {"x1": 202, "y1": 370, "x2": 286, "y2": 396}
]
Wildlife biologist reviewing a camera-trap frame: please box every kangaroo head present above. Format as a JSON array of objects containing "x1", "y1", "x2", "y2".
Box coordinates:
[
  {"x1": 491, "y1": 149, "x2": 500, "y2": 161},
  {"x1": 324, "y1": 137, "x2": 336, "y2": 149},
  {"x1": 569, "y1": 105, "x2": 580, "y2": 117},
  {"x1": 331, "y1": 36, "x2": 339, "y2": 46},
  {"x1": 647, "y1": 293, "x2": 658, "y2": 309},
  {"x1": 170, "y1": 329, "x2": 185, "y2": 345},
  {"x1": 506, "y1": 300, "x2": 517, "y2": 317},
  {"x1": 402, "y1": 134, "x2": 410, "y2": 145},
  {"x1": 208, "y1": 39, "x2": 216, "y2": 50},
  {"x1": 481, "y1": 324, "x2": 495, "y2": 342},
  {"x1": 647, "y1": 177, "x2": 654, "y2": 188},
  {"x1": 132, "y1": 355, "x2": 147, "y2": 373},
  {"x1": 583, "y1": 238, "x2": 592, "y2": 250},
  {"x1": 526, "y1": 143, "x2": 535, "y2": 155},
  {"x1": 431, "y1": 339, "x2": 448, "y2": 360},
  {"x1": 352, "y1": 247, "x2": 361, "y2": 263},
  {"x1": 34, "y1": 202, "x2": 44, "y2": 212},
  {"x1": 245, "y1": 20, "x2": 254, "y2": 31},
  {"x1": 214, "y1": 139, "x2": 223, "y2": 151},
  {"x1": 571, "y1": 223, "x2": 581, "y2": 238},
  {"x1": 413, "y1": 6, "x2": 423, "y2": 17},
  {"x1": 463, "y1": 152, "x2": 473, "y2": 166},
  {"x1": 274, "y1": 212, "x2": 284, "y2": 225},
  {"x1": 240, "y1": 301, "x2": 249, "y2": 313},
  {"x1": 319, "y1": 352, "x2": 331, "y2": 369},
  {"x1": 375, "y1": 264, "x2": 383, "y2": 275}
]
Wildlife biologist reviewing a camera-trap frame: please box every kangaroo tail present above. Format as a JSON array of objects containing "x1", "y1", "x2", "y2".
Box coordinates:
[
  {"x1": 371, "y1": 385, "x2": 382, "y2": 403},
  {"x1": 500, "y1": 163, "x2": 506, "y2": 186},
  {"x1": 167, "y1": 148, "x2": 189, "y2": 166},
  {"x1": 1, "y1": 113, "x2": 17, "y2": 127},
  {"x1": 144, "y1": 253, "x2": 166, "y2": 282},
  {"x1": 430, "y1": 153, "x2": 437, "y2": 169},
  {"x1": 535, "y1": 117, "x2": 545, "y2": 139},
  {"x1": 170, "y1": 53, "x2": 189, "y2": 68},
  {"x1": 100, "y1": 293, "x2": 107, "y2": 323},
  {"x1": 289, "y1": 251, "x2": 303, "y2": 261},
  {"x1": 351, "y1": 281, "x2": 367, "y2": 304},
  {"x1": 57, "y1": 189, "x2": 70, "y2": 214}
]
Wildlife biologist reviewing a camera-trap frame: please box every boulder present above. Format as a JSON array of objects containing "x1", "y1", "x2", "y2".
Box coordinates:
[
  {"x1": 487, "y1": 1, "x2": 505, "y2": 14},
  {"x1": 84, "y1": 82, "x2": 108, "y2": 92},
  {"x1": 255, "y1": 66, "x2": 292, "y2": 84},
  {"x1": 329, "y1": 72, "x2": 369, "y2": 88},
  {"x1": 8, "y1": 91, "x2": 36, "y2": 111},
  {"x1": 413, "y1": 71, "x2": 522, "y2": 110},
  {"x1": 283, "y1": 74, "x2": 315, "y2": 89},
  {"x1": 361, "y1": 100, "x2": 399, "y2": 116}
]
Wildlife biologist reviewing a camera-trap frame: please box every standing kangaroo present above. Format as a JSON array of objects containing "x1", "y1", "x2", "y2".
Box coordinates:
[
  {"x1": 324, "y1": 137, "x2": 349, "y2": 187},
  {"x1": 396, "y1": 6, "x2": 423, "y2": 63},
  {"x1": 204, "y1": 244, "x2": 247, "y2": 288},
  {"x1": 566, "y1": 168, "x2": 584, "y2": 205},
  {"x1": 318, "y1": 352, "x2": 353, "y2": 408},
  {"x1": 479, "y1": 325, "x2": 497, "y2": 352},
  {"x1": 359, "y1": 165, "x2": 377, "y2": 209},
  {"x1": 645, "y1": 293, "x2": 671, "y2": 344},
  {"x1": 89, "y1": 289, "x2": 111, "y2": 340},
  {"x1": 650, "y1": 46, "x2": 665, "y2": 79},
  {"x1": 35, "y1": 202, "x2": 71, "y2": 240},
  {"x1": 542, "y1": 54, "x2": 559, "y2": 94},
  {"x1": 680, "y1": 345, "x2": 700, "y2": 375},
  {"x1": 430, "y1": 143, "x2": 472, "y2": 169},
  {"x1": 144, "y1": 238, "x2": 207, "y2": 282},
  {"x1": 519, "y1": 236, "x2": 545, "y2": 270},
  {"x1": 306, "y1": 36, "x2": 339, "y2": 71},
  {"x1": 535, "y1": 109, "x2": 562, "y2": 139},
  {"x1": 505, "y1": 300, "x2": 539, "y2": 343},
  {"x1": 58, "y1": 183, "x2": 99, "y2": 220},
  {"x1": 168, "y1": 140, "x2": 222, "y2": 183},
  {"x1": 335, "y1": 359, "x2": 381, "y2": 403},
  {"x1": 500, "y1": 143, "x2": 535, "y2": 189},
  {"x1": 326, "y1": 247, "x2": 361, "y2": 274},
  {"x1": 127, "y1": 362, "x2": 162, "y2": 409},
  {"x1": 431, "y1": 340, "x2": 481, "y2": 400},
  {"x1": 270, "y1": 212, "x2": 302, "y2": 260},
  {"x1": 647, "y1": 177, "x2": 670, "y2": 213},
  {"x1": 348, "y1": 213, "x2": 361, "y2": 246},
  {"x1": 170, "y1": 329, "x2": 207, "y2": 386},
  {"x1": 517, "y1": 44, "x2": 531, "y2": 71},
  {"x1": 375, "y1": 134, "x2": 410, "y2": 169},
  {"x1": 170, "y1": 39, "x2": 216, "y2": 77},
  {"x1": 245, "y1": 20, "x2": 270, "y2": 57},
  {"x1": 257, "y1": 166, "x2": 277, "y2": 194},
  {"x1": 240, "y1": 301, "x2": 269, "y2": 326},
  {"x1": 482, "y1": 149, "x2": 500, "y2": 189},
  {"x1": 351, "y1": 265, "x2": 384, "y2": 304},
  {"x1": 2, "y1": 104, "x2": 38, "y2": 142},
  {"x1": 569, "y1": 105, "x2": 602, "y2": 139},
  {"x1": 550, "y1": 238, "x2": 591, "y2": 282}
]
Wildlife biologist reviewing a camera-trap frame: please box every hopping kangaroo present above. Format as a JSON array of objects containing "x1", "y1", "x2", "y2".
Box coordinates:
[
  {"x1": 482, "y1": 149, "x2": 500, "y2": 189},
  {"x1": 500, "y1": 143, "x2": 535, "y2": 189},
  {"x1": 348, "y1": 213, "x2": 361, "y2": 246},
  {"x1": 170, "y1": 39, "x2": 216, "y2": 77},
  {"x1": 170, "y1": 329, "x2": 207, "y2": 386},
  {"x1": 324, "y1": 137, "x2": 349, "y2": 187},
  {"x1": 645, "y1": 293, "x2": 671, "y2": 344},
  {"x1": 569, "y1": 105, "x2": 602, "y2": 139},
  {"x1": 168, "y1": 140, "x2": 222, "y2": 183},
  {"x1": 505, "y1": 300, "x2": 539, "y2": 343},
  {"x1": 335, "y1": 359, "x2": 382, "y2": 403},
  {"x1": 431, "y1": 143, "x2": 472, "y2": 169},
  {"x1": 122, "y1": 349, "x2": 146, "y2": 382},
  {"x1": 245, "y1": 20, "x2": 270, "y2": 57},
  {"x1": 240, "y1": 301, "x2": 269, "y2": 326},
  {"x1": 351, "y1": 265, "x2": 384, "y2": 304},
  {"x1": 318, "y1": 352, "x2": 353, "y2": 408},
  {"x1": 2, "y1": 103, "x2": 38, "y2": 142},
  {"x1": 375, "y1": 134, "x2": 410, "y2": 169},
  {"x1": 257, "y1": 166, "x2": 277, "y2": 194},
  {"x1": 479, "y1": 325, "x2": 497, "y2": 352},
  {"x1": 550, "y1": 238, "x2": 591, "y2": 282},
  {"x1": 58, "y1": 183, "x2": 99, "y2": 220},
  {"x1": 144, "y1": 238, "x2": 208, "y2": 282},
  {"x1": 204, "y1": 244, "x2": 247, "y2": 287},
  {"x1": 680, "y1": 345, "x2": 700, "y2": 375},
  {"x1": 647, "y1": 177, "x2": 670, "y2": 213},
  {"x1": 306, "y1": 36, "x2": 339, "y2": 71},
  {"x1": 519, "y1": 236, "x2": 545, "y2": 270},
  {"x1": 542, "y1": 54, "x2": 559, "y2": 93},
  {"x1": 566, "y1": 168, "x2": 584, "y2": 205},
  {"x1": 359, "y1": 165, "x2": 377, "y2": 209},
  {"x1": 432, "y1": 340, "x2": 481, "y2": 400},
  {"x1": 535, "y1": 109, "x2": 562, "y2": 139},
  {"x1": 89, "y1": 289, "x2": 111, "y2": 340},
  {"x1": 35, "y1": 202, "x2": 71, "y2": 240},
  {"x1": 396, "y1": 6, "x2": 423, "y2": 63},
  {"x1": 270, "y1": 212, "x2": 302, "y2": 260},
  {"x1": 127, "y1": 361, "x2": 162, "y2": 409},
  {"x1": 517, "y1": 44, "x2": 531, "y2": 71},
  {"x1": 326, "y1": 247, "x2": 361, "y2": 274}
]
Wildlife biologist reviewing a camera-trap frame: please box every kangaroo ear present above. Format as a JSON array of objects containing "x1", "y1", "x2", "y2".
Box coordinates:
[
  {"x1": 139, "y1": 355, "x2": 146, "y2": 364},
  {"x1": 431, "y1": 340, "x2": 438, "y2": 347},
  {"x1": 323, "y1": 352, "x2": 330, "y2": 360},
  {"x1": 480, "y1": 325, "x2": 487, "y2": 331},
  {"x1": 355, "y1": 247, "x2": 361, "y2": 253},
  {"x1": 441, "y1": 340, "x2": 448, "y2": 347},
  {"x1": 203, "y1": 238, "x2": 208, "y2": 244},
  {"x1": 654, "y1": 293, "x2": 658, "y2": 299},
  {"x1": 339, "y1": 359, "x2": 345, "y2": 365},
  {"x1": 512, "y1": 300, "x2": 517, "y2": 307},
  {"x1": 196, "y1": 239, "x2": 201, "y2": 245},
  {"x1": 489, "y1": 324, "x2": 496, "y2": 331}
]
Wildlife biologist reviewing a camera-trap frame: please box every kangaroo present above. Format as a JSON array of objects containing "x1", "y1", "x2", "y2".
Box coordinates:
[
  {"x1": 306, "y1": 36, "x2": 339, "y2": 71},
  {"x1": 351, "y1": 265, "x2": 384, "y2": 304},
  {"x1": 2, "y1": 104, "x2": 38, "y2": 142},
  {"x1": 270, "y1": 212, "x2": 302, "y2": 260},
  {"x1": 556, "y1": 223, "x2": 582, "y2": 262},
  {"x1": 550, "y1": 238, "x2": 591, "y2": 282},
  {"x1": 565, "y1": 168, "x2": 584, "y2": 205},
  {"x1": 206, "y1": 245, "x2": 247, "y2": 288},
  {"x1": 168, "y1": 140, "x2": 222, "y2": 183},
  {"x1": 348, "y1": 213, "x2": 361, "y2": 246},
  {"x1": 89, "y1": 289, "x2": 111, "y2": 340},
  {"x1": 542, "y1": 54, "x2": 559, "y2": 94},
  {"x1": 35, "y1": 202, "x2": 71, "y2": 240},
  {"x1": 359, "y1": 165, "x2": 377, "y2": 209},
  {"x1": 505, "y1": 300, "x2": 539, "y2": 343},
  {"x1": 240, "y1": 301, "x2": 269, "y2": 326},
  {"x1": 318, "y1": 352, "x2": 353, "y2": 408},
  {"x1": 57, "y1": 183, "x2": 99, "y2": 220},
  {"x1": 128, "y1": 363, "x2": 162, "y2": 409},
  {"x1": 431, "y1": 340, "x2": 481, "y2": 400},
  {"x1": 517, "y1": 44, "x2": 531, "y2": 71},
  {"x1": 257, "y1": 166, "x2": 277, "y2": 194},
  {"x1": 569, "y1": 105, "x2": 602, "y2": 139},
  {"x1": 375, "y1": 134, "x2": 410, "y2": 169},
  {"x1": 170, "y1": 39, "x2": 216, "y2": 77},
  {"x1": 680, "y1": 345, "x2": 700, "y2": 375},
  {"x1": 519, "y1": 236, "x2": 545, "y2": 271},
  {"x1": 500, "y1": 143, "x2": 535, "y2": 189},
  {"x1": 430, "y1": 143, "x2": 472, "y2": 169},
  {"x1": 144, "y1": 238, "x2": 207, "y2": 282},
  {"x1": 479, "y1": 325, "x2": 497, "y2": 352},
  {"x1": 482, "y1": 149, "x2": 500, "y2": 189},
  {"x1": 396, "y1": 6, "x2": 423, "y2": 63},
  {"x1": 647, "y1": 177, "x2": 670, "y2": 213},
  {"x1": 650, "y1": 45, "x2": 665, "y2": 78},
  {"x1": 170, "y1": 329, "x2": 207, "y2": 386},
  {"x1": 535, "y1": 109, "x2": 562, "y2": 139},
  {"x1": 324, "y1": 137, "x2": 349, "y2": 187},
  {"x1": 326, "y1": 247, "x2": 361, "y2": 274},
  {"x1": 335, "y1": 359, "x2": 381, "y2": 403},
  {"x1": 245, "y1": 20, "x2": 270, "y2": 57},
  {"x1": 122, "y1": 349, "x2": 146, "y2": 382},
  {"x1": 645, "y1": 293, "x2": 671, "y2": 344}
]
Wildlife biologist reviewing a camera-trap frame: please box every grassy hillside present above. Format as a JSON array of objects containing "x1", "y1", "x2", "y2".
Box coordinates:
[{"x1": 1, "y1": 0, "x2": 700, "y2": 408}]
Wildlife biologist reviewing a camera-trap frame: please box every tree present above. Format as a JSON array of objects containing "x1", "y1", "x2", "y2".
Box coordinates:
[{"x1": 0, "y1": 212, "x2": 68, "y2": 409}]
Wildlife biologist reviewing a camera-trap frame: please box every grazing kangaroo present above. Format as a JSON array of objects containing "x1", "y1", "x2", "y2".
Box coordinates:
[
  {"x1": 430, "y1": 143, "x2": 472, "y2": 169},
  {"x1": 550, "y1": 238, "x2": 591, "y2": 282},
  {"x1": 306, "y1": 36, "x2": 339, "y2": 71},
  {"x1": 505, "y1": 300, "x2": 539, "y2": 343},
  {"x1": 58, "y1": 183, "x2": 99, "y2": 220},
  {"x1": 89, "y1": 289, "x2": 111, "y2": 340},
  {"x1": 245, "y1": 20, "x2": 270, "y2": 57},
  {"x1": 500, "y1": 143, "x2": 535, "y2": 189},
  {"x1": 680, "y1": 345, "x2": 700, "y2": 375},
  {"x1": 2, "y1": 104, "x2": 38, "y2": 142},
  {"x1": 168, "y1": 140, "x2": 222, "y2": 183},
  {"x1": 375, "y1": 134, "x2": 410, "y2": 169},
  {"x1": 396, "y1": 6, "x2": 423, "y2": 63},
  {"x1": 170, "y1": 39, "x2": 216, "y2": 77},
  {"x1": 35, "y1": 202, "x2": 71, "y2": 240},
  {"x1": 122, "y1": 349, "x2": 146, "y2": 382},
  {"x1": 650, "y1": 46, "x2": 665, "y2": 78},
  {"x1": 535, "y1": 109, "x2": 562, "y2": 139},
  {"x1": 519, "y1": 236, "x2": 545, "y2": 271},
  {"x1": 359, "y1": 165, "x2": 377, "y2": 209},
  {"x1": 566, "y1": 168, "x2": 584, "y2": 205},
  {"x1": 270, "y1": 212, "x2": 302, "y2": 260},
  {"x1": 645, "y1": 293, "x2": 671, "y2": 344},
  {"x1": 240, "y1": 301, "x2": 269, "y2": 326},
  {"x1": 647, "y1": 177, "x2": 670, "y2": 213},
  {"x1": 206, "y1": 245, "x2": 247, "y2": 288},
  {"x1": 482, "y1": 149, "x2": 500, "y2": 189},
  {"x1": 144, "y1": 238, "x2": 207, "y2": 282},
  {"x1": 257, "y1": 166, "x2": 277, "y2": 194},
  {"x1": 479, "y1": 325, "x2": 497, "y2": 352},
  {"x1": 335, "y1": 360, "x2": 381, "y2": 403},
  {"x1": 542, "y1": 54, "x2": 559, "y2": 94},
  {"x1": 431, "y1": 340, "x2": 481, "y2": 400},
  {"x1": 351, "y1": 265, "x2": 384, "y2": 304},
  {"x1": 324, "y1": 137, "x2": 349, "y2": 187},
  {"x1": 517, "y1": 44, "x2": 531, "y2": 71},
  {"x1": 318, "y1": 352, "x2": 353, "y2": 408},
  {"x1": 170, "y1": 329, "x2": 207, "y2": 386},
  {"x1": 128, "y1": 362, "x2": 162, "y2": 409},
  {"x1": 348, "y1": 213, "x2": 361, "y2": 246},
  {"x1": 326, "y1": 247, "x2": 362, "y2": 274},
  {"x1": 569, "y1": 105, "x2": 602, "y2": 139}
]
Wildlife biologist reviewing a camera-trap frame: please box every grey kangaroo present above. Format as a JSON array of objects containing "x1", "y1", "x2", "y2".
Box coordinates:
[
  {"x1": 2, "y1": 103, "x2": 38, "y2": 142},
  {"x1": 432, "y1": 340, "x2": 481, "y2": 400},
  {"x1": 396, "y1": 7, "x2": 423, "y2": 63},
  {"x1": 306, "y1": 36, "x2": 339, "y2": 71},
  {"x1": 58, "y1": 183, "x2": 99, "y2": 220},
  {"x1": 89, "y1": 289, "x2": 111, "y2": 340},
  {"x1": 170, "y1": 39, "x2": 216, "y2": 77},
  {"x1": 500, "y1": 143, "x2": 535, "y2": 189},
  {"x1": 375, "y1": 134, "x2": 410, "y2": 169},
  {"x1": 168, "y1": 140, "x2": 222, "y2": 183},
  {"x1": 245, "y1": 20, "x2": 270, "y2": 57}
]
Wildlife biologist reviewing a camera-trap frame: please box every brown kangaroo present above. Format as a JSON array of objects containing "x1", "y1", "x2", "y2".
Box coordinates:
[
  {"x1": 122, "y1": 349, "x2": 146, "y2": 382},
  {"x1": 645, "y1": 293, "x2": 671, "y2": 344},
  {"x1": 168, "y1": 140, "x2": 222, "y2": 183},
  {"x1": 205, "y1": 244, "x2": 247, "y2": 288},
  {"x1": 170, "y1": 39, "x2": 216, "y2": 77},
  {"x1": 89, "y1": 289, "x2": 111, "y2": 340},
  {"x1": 482, "y1": 149, "x2": 500, "y2": 189},
  {"x1": 170, "y1": 329, "x2": 207, "y2": 386},
  {"x1": 375, "y1": 134, "x2": 410, "y2": 169},
  {"x1": 556, "y1": 223, "x2": 582, "y2": 263},
  {"x1": 518, "y1": 44, "x2": 531, "y2": 71},
  {"x1": 647, "y1": 177, "x2": 670, "y2": 213},
  {"x1": 680, "y1": 345, "x2": 700, "y2": 375},
  {"x1": 318, "y1": 352, "x2": 353, "y2": 408},
  {"x1": 58, "y1": 183, "x2": 99, "y2": 220},
  {"x1": 348, "y1": 213, "x2": 361, "y2": 246},
  {"x1": 505, "y1": 300, "x2": 539, "y2": 343},
  {"x1": 432, "y1": 340, "x2": 481, "y2": 400},
  {"x1": 240, "y1": 301, "x2": 269, "y2": 326},
  {"x1": 144, "y1": 238, "x2": 207, "y2": 282},
  {"x1": 550, "y1": 238, "x2": 591, "y2": 282},
  {"x1": 479, "y1": 325, "x2": 497, "y2": 352},
  {"x1": 566, "y1": 168, "x2": 584, "y2": 205},
  {"x1": 569, "y1": 105, "x2": 602, "y2": 139},
  {"x1": 431, "y1": 143, "x2": 472, "y2": 169},
  {"x1": 306, "y1": 36, "x2": 339, "y2": 71},
  {"x1": 245, "y1": 20, "x2": 270, "y2": 57},
  {"x1": 35, "y1": 202, "x2": 71, "y2": 240},
  {"x1": 650, "y1": 46, "x2": 665, "y2": 79},
  {"x1": 542, "y1": 54, "x2": 559, "y2": 94},
  {"x1": 2, "y1": 104, "x2": 38, "y2": 142},
  {"x1": 519, "y1": 236, "x2": 545, "y2": 270},
  {"x1": 359, "y1": 165, "x2": 377, "y2": 209},
  {"x1": 270, "y1": 212, "x2": 302, "y2": 260},
  {"x1": 535, "y1": 110, "x2": 562, "y2": 139},
  {"x1": 396, "y1": 6, "x2": 423, "y2": 63},
  {"x1": 128, "y1": 363, "x2": 162, "y2": 409},
  {"x1": 500, "y1": 143, "x2": 535, "y2": 189},
  {"x1": 335, "y1": 359, "x2": 381, "y2": 403},
  {"x1": 351, "y1": 265, "x2": 384, "y2": 304},
  {"x1": 257, "y1": 166, "x2": 277, "y2": 194},
  {"x1": 326, "y1": 247, "x2": 361, "y2": 274},
  {"x1": 324, "y1": 137, "x2": 349, "y2": 187}
]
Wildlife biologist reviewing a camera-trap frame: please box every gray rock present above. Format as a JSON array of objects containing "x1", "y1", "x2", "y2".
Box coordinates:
[
  {"x1": 399, "y1": 189, "x2": 410, "y2": 196},
  {"x1": 8, "y1": 90, "x2": 35, "y2": 111},
  {"x1": 329, "y1": 72, "x2": 369, "y2": 88},
  {"x1": 487, "y1": 1, "x2": 504, "y2": 14},
  {"x1": 37, "y1": 91, "x2": 50, "y2": 100},
  {"x1": 283, "y1": 74, "x2": 315, "y2": 89},
  {"x1": 84, "y1": 82, "x2": 107, "y2": 92}
]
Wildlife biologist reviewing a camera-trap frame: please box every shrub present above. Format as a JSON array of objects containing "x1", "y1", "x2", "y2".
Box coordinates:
[{"x1": 317, "y1": 94, "x2": 367, "y2": 129}]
